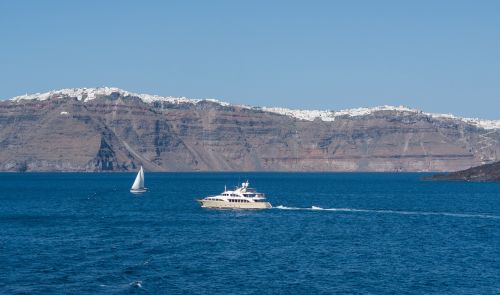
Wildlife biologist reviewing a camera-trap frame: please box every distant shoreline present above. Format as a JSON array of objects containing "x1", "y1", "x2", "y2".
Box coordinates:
[{"x1": 0, "y1": 170, "x2": 442, "y2": 174}]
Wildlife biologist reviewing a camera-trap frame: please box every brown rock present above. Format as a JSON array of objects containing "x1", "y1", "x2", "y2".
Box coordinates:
[{"x1": 0, "y1": 91, "x2": 498, "y2": 172}]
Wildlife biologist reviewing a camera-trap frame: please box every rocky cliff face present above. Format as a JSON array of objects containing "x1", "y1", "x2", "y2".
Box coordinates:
[{"x1": 0, "y1": 88, "x2": 499, "y2": 172}]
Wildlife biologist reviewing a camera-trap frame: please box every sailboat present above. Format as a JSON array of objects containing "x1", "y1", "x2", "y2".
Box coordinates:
[{"x1": 130, "y1": 166, "x2": 147, "y2": 193}]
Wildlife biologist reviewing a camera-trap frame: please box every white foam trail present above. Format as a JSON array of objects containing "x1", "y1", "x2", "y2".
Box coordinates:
[
  {"x1": 274, "y1": 205, "x2": 500, "y2": 220},
  {"x1": 274, "y1": 205, "x2": 302, "y2": 210}
]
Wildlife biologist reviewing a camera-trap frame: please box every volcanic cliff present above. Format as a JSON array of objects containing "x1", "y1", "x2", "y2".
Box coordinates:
[{"x1": 0, "y1": 87, "x2": 498, "y2": 172}]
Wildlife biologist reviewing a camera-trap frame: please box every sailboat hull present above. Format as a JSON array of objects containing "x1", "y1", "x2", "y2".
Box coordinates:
[{"x1": 130, "y1": 188, "x2": 148, "y2": 194}]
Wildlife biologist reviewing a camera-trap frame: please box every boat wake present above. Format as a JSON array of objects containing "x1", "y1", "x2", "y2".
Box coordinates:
[{"x1": 274, "y1": 205, "x2": 500, "y2": 220}]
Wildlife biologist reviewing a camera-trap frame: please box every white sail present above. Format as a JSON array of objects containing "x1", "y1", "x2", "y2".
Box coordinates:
[{"x1": 131, "y1": 166, "x2": 144, "y2": 190}]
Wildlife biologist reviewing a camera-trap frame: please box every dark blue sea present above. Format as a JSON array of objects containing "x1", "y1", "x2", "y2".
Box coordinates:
[{"x1": 0, "y1": 173, "x2": 499, "y2": 294}]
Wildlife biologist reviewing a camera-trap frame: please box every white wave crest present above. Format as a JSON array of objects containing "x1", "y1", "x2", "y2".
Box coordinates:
[{"x1": 129, "y1": 281, "x2": 143, "y2": 288}]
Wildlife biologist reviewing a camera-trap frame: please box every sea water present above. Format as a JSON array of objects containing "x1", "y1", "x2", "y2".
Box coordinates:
[{"x1": 0, "y1": 173, "x2": 499, "y2": 294}]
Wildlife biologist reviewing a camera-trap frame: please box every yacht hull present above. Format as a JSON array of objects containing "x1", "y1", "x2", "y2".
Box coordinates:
[
  {"x1": 130, "y1": 188, "x2": 148, "y2": 194},
  {"x1": 198, "y1": 199, "x2": 272, "y2": 209}
]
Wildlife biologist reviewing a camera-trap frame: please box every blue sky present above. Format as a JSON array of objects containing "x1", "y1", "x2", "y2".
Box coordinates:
[{"x1": 1, "y1": 0, "x2": 499, "y2": 118}]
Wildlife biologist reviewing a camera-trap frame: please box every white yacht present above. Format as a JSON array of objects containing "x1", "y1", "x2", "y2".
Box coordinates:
[{"x1": 197, "y1": 181, "x2": 272, "y2": 209}]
